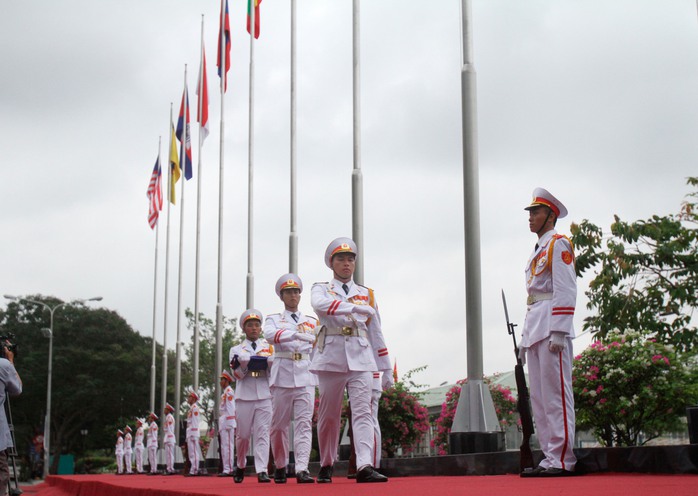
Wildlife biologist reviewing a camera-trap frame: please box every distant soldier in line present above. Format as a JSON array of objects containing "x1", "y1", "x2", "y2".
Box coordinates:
[
  {"x1": 115, "y1": 429, "x2": 124, "y2": 474},
  {"x1": 218, "y1": 371, "x2": 236, "y2": 477},
  {"x1": 520, "y1": 187, "x2": 578, "y2": 477},
  {"x1": 186, "y1": 391, "x2": 202, "y2": 476},
  {"x1": 229, "y1": 309, "x2": 274, "y2": 483},
  {"x1": 123, "y1": 426, "x2": 133, "y2": 474},
  {"x1": 134, "y1": 418, "x2": 146, "y2": 474},
  {"x1": 310, "y1": 237, "x2": 392, "y2": 483},
  {"x1": 163, "y1": 403, "x2": 177, "y2": 474},
  {"x1": 146, "y1": 412, "x2": 159, "y2": 474},
  {"x1": 263, "y1": 273, "x2": 318, "y2": 484}
]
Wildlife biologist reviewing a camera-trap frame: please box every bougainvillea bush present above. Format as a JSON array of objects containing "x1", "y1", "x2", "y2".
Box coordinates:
[
  {"x1": 573, "y1": 329, "x2": 698, "y2": 446},
  {"x1": 378, "y1": 380, "x2": 431, "y2": 458}
]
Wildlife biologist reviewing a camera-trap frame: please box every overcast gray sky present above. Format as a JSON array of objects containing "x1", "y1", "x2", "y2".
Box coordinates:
[{"x1": 1, "y1": 1, "x2": 697, "y2": 390}]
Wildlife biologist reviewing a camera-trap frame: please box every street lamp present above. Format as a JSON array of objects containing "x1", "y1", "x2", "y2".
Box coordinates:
[{"x1": 4, "y1": 294, "x2": 102, "y2": 478}]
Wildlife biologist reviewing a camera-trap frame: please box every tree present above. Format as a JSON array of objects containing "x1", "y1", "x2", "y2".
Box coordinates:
[
  {"x1": 1, "y1": 296, "x2": 175, "y2": 473},
  {"x1": 572, "y1": 177, "x2": 698, "y2": 352},
  {"x1": 573, "y1": 329, "x2": 698, "y2": 446}
]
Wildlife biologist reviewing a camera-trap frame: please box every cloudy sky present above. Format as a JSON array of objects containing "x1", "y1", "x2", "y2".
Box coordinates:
[{"x1": 1, "y1": 1, "x2": 697, "y2": 391}]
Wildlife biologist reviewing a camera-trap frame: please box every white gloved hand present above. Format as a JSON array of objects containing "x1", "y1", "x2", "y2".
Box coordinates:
[
  {"x1": 295, "y1": 332, "x2": 316, "y2": 344},
  {"x1": 548, "y1": 332, "x2": 567, "y2": 353},
  {"x1": 381, "y1": 373, "x2": 395, "y2": 390},
  {"x1": 238, "y1": 352, "x2": 251, "y2": 366},
  {"x1": 267, "y1": 354, "x2": 274, "y2": 365},
  {"x1": 518, "y1": 346, "x2": 527, "y2": 366},
  {"x1": 353, "y1": 304, "x2": 376, "y2": 318}
]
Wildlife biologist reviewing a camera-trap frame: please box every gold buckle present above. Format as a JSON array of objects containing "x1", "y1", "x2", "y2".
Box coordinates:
[
  {"x1": 341, "y1": 326, "x2": 353, "y2": 336},
  {"x1": 249, "y1": 371, "x2": 260, "y2": 378},
  {"x1": 292, "y1": 352, "x2": 302, "y2": 361}
]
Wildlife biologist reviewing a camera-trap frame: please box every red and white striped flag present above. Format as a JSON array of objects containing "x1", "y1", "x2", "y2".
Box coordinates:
[
  {"x1": 197, "y1": 49, "x2": 209, "y2": 143},
  {"x1": 146, "y1": 156, "x2": 163, "y2": 229}
]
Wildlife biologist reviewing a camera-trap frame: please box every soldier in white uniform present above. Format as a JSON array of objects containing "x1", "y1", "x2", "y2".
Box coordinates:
[
  {"x1": 123, "y1": 426, "x2": 133, "y2": 474},
  {"x1": 146, "y1": 412, "x2": 159, "y2": 474},
  {"x1": 310, "y1": 237, "x2": 392, "y2": 483},
  {"x1": 186, "y1": 391, "x2": 202, "y2": 475},
  {"x1": 134, "y1": 418, "x2": 146, "y2": 474},
  {"x1": 163, "y1": 403, "x2": 177, "y2": 474},
  {"x1": 263, "y1": 273, "x2": 318, "y2": 484},
  {"x1": 218, "y1": 370, "x2": 236, "y2": 476},
  {"x1": 229, "y1": 309, "x2": 274, "y2": 483},
  {"x1": 115, "y1": 430, "x2": 124, "y2": 474},
  {"x1": 520, "y1": 187, "x2": 577, "y2": 477}
]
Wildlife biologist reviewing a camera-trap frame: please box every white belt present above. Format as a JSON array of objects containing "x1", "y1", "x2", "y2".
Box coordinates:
[
  {"x1": 248, "y1": 370, "x2": 267, "y2": 378},
  {"x1": 527, "y1": 293, "x2": 553, "y2": 305},
  {"x1": 323, "y1": 326, "x2": 367, "y2": 338},
  {"x1": 274, "y1": 351, "x2": 310, "y2": 361}
]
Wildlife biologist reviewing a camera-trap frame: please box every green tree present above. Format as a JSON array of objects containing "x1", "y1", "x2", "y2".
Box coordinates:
[
  {"x1": 573, "y1": 329, "x2": 698, "y2": 446},
  {"x1": 1, "y1": 296, "x2": 175, "y2": 474},
  {"x1": 572, "y1": 177, "x2": 698, "y2": 352}
]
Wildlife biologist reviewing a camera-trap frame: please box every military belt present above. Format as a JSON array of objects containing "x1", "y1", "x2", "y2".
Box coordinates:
[
  {"x1": 274, "y1": 351, "x2": 310, "y2": 361},
  {"x1": 527, "y1": 293, "x2": 553, "y2": 305},
  {"x1": 248, "y1": 370, "x2": 267, "y2": 378}
]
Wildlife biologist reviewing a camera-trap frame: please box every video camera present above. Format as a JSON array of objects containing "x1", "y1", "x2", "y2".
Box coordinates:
[{"x1": 0, "y1": 332, "x2": 18, "y2": 360}]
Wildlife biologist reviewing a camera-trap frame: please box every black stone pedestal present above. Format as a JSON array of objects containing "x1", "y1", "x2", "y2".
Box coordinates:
[{"x1": 448, "y1": 432, "x2": 504, "y2": 454}]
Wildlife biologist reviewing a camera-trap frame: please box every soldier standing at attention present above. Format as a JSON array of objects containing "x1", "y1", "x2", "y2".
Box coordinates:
[
  {"x1": 163, "y1": 403, "x2": 176, "y2": 474},
  {"x1": 146, "y1": 412, "x2": 159, "y2": 474},
  {"x1": 115, "y1": 430, "x2": 124, "y2": 474},
  {"x1": 185, "y1": 391, "x2": 202, "y2": 476},
  {"x1": 310, "y1": 237, "x2": 392, "y2": 483},
  {"x1": 520, "y1": 187, "x2": 577, "y2": 477},
  {"x1": 123, "y1": 426, "x2": 133, "y2": 474},
  {"x1": 134, "y1": 418, "x2": 145, "y2": 474},
  {"x1": 218, "y1": 371, "x2": 236, "y2": 476},
  {"x1": 263, "y1": 273, "x2": 318, "y2": 484}
]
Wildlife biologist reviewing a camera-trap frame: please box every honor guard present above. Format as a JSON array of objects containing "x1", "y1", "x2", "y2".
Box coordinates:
[
  {"x1": 146, "y1": 412, "x2": 159, "y2": 474},
  {"x1": 134, "y1": 418, "x2": 146, "y2": 474},
  {"x1": 115, "y1": 430, "x2": 124, "y2": 474},
  {"x1": 520, "y1": 187, "x2": 577, "y2": 477},
  {"x1": 263, "y1": 273, "x2": 318, "y2": 484},
  {"x1": 123, "y1": 426, "x2": 133, "y2": 474},
  {"x1": 186, "y1": 390, "x2": 202, "y2": 475},
  {"x1": 218, "y1": 371, "x2": 236, "y2": 476},
  {"x1": 162, "y1": 403, "x2": 176, "y2": 474},
  {"x1": 229, "y1": 309, "x2": 274, "y2": 483},
  {"x1": 310, "y1": 237, "x2": 392, "y2": 483}
]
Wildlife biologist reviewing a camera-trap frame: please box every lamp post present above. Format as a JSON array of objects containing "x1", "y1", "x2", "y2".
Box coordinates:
[{"x1": 4, "y1": 294, "x2": 102, "y2": 478}]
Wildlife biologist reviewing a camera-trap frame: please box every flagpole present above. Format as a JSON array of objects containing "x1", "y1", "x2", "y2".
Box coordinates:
[
  {"x1": 289, "y1": 0, "x2": 298, "y2": 274},
  {"x1": 246, "y1": 0, "x2": 257, "y2": 308},
  {"x1": 150, "y1": 136, "x2": 162, "y2": 415},
  {"x1": 162, "y1": 105, "x2": 174, "y2": 427},
  {"x1": 351, "y1": 0, "x2": 364, "y2": 285}
]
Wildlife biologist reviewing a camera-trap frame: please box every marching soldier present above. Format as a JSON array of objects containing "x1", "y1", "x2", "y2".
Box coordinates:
[
  {"x1": 310, "y1": 237, "x2": 392, "y2": 483},
  {"x1": 146, "y1": 412, "x2": 159, "y2": 474},
  {"x1": 520, "y1": 187, "x2": 577, "y2": 477},
  {"x1": 163, "y1": 403, "x2": 177, "y2": 474},
  {"x1": 263, "y1": 273, "x2": 318, "y2": 484},
  {"x1": 218, "y1": 371, "x2": 236, "y2": 476}
]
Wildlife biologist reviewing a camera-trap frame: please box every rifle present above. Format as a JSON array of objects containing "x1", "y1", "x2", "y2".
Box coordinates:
[{"x1": 501, "y1": 290, "x2": 535, "y2": 472}]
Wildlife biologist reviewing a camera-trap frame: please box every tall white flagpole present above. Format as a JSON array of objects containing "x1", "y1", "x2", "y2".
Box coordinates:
[
  {"x1": 174, "y1": 65, "x2": 189, "y2": 441},
  {"x1": 162, "y1": 105, "x2": 174, "y2": 426},
  {"x1": 150, "y1": 136, "x2": 162, "y2": 415},
  {"x1": 289, "y1": 0, "x2": 298, "y2": 273},
  {"x1": 246, "y1": 0, "x2": 256, "y2": 308},
  {"x1": 351, "y1": 0, "x2": 364, "y2": 285}
]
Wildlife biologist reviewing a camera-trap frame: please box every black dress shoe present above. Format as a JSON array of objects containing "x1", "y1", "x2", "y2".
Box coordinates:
[
  {"x1": 274, "y1": 468, "x2": 287, "y2": 483},
  {"x1": 356, "y1": 466, "x2": 388, "y2": 483},
  {"x1": 520, "y1": 466, "x2": 545, "y2": 478},
  {"x1": 295, "y1": 470, "x2": 315, "y2": 483},
  {"x1": 539, "y1": 467, "x2": 574, "y2": 477},
  {"x1": 317, "y1": 465, "x2": 333, "y2": 483},
  {"x1": 257, "y1": 472, "x2": 271, "y2": 483},
  {"x1": 233, "y1": 467, "x2": 245, "y2": 483},
  {"x1": 217, "y1": 472, "x2": 230, "y2": 477}
]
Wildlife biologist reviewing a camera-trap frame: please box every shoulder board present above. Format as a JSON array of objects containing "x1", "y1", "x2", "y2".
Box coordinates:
[
  {"x1": 305, "y1": 315, "x2": 319, "y2": 324},
  {"x1": 356, "y1": 283, "x2": 374, "y2": 292},
  {"x1": 266, "y1": 313, "x2": 281, "y2": 318},
  {"x1": 312, "y1": 281, "x2": 329, "y2": 287}
]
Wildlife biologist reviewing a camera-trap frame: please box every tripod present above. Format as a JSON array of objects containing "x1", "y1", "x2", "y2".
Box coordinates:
[{"x1": 4, "y1": 397, "x2": 22, "y2": 496}]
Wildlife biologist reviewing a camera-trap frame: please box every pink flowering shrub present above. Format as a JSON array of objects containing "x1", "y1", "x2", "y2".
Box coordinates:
[
  {"x1": 378, "y1": 379, "x2": 430, "y2": 458},
  {"x1": 573, "y1": 329, "x2": 698, "y2": 446}
]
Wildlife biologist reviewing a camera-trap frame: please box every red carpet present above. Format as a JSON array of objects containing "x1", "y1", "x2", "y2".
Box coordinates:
[{"x1": 20, "y1": 473, "x2": 698, "y2": 496}]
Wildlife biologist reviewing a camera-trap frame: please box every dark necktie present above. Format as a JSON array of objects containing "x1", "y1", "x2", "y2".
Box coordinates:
[
  {"x1": 291, "y1": 313, "x2": 298, "y2": 322},
  {"x1": 251, "y1": 341, "x2": 257, "y2": 350},
  {"x1": 342, "y1": 283, "x2": 349, "y2": 294},
  {"x1": 535, "y1": 243, "x2": 539, "y2": 251}
]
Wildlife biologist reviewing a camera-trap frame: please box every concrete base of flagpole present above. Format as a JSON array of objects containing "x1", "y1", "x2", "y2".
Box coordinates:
[{"x1": 448, "y1": 432, "x2": 504, "y2": 455}]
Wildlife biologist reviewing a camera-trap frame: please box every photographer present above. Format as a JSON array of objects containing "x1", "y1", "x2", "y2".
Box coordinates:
[{"x1": 0, "y1": 338, "x2": 21, "y2": 495}]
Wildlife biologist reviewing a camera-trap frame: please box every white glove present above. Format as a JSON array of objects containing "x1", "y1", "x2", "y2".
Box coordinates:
[
  {"x1": 548, "y1": 332, "x2": 567, "y2": 353},
  {"x1": 295, "y1": 332, "x2": 316, "y2": 344},
  {"x1": 237, "y1": 352, "x2": 251, "y2": 367},
  {"x1": 518, "y1": 346, "x2": 527, "y2": 366},
  {"x1": 353, "y1": 304, "x2": 376, "y2": 318},
  {"x1": 267, "y1": 354, "x2": 274, "y2": 365},
  {"x1": 381, "y1": 373, "x2": 395, "y2": 390}
]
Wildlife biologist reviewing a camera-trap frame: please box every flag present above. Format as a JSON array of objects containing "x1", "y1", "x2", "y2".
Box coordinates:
[
  {"x1": 197, "y1": 50, "x2": 209, "y2": 143},
  {"x1": 393, "y1": 360, "x2": 398, "y2": 383},
  {"x1": 217, "y1": 0, "x2": 231, "y2": 91},
  {"x1": 176, "y1": 85, "x2": 193, "y2": 180},
  {"x1": 169, "y1": 123, "x2": 181, "y2": 204},
  {"x1": 247, "y1": 0, "x2": 261, "y2": 39},
  {"x1": 146, "y1": 156, "x2": 163, "y2": 229}
]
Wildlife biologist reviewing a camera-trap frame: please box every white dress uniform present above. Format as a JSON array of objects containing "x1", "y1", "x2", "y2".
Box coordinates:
[
  {"x1": 146, "y1": 418, "x2": 159, "y2": 473},
  {"x1": 218, "y1": 380, "x2": 236, "y2": 475},
  {"x1": 229, "y1": 338, "x2": 273, "y2": 474},
  {"x1": 163, "y1": 411, "x2": 176, "y2": 473},
  {"x1": 264, "y1": 310, "x2": 318, "y2": 474},
  {"x1": 134, "y1": 423, "x2": 145, "y2": 473},
  {"x1": 123, "y1": 430, "x2": 133, "y2": 473},
  {"x1": 115, "y1": 434, "x2": 124, "y2": 474},
  {"x1": 370, "y1": 372, "x2": 382, "y2": 468},
  {"x1": 186, "y1": 400, "x2": 202, "y2": 474},
  {"x1": 310, "y1": 279, "x2": 391, "y2": 470},
  {"x1": 522, "y1": 227, "x2": 577, "y2": 472}
]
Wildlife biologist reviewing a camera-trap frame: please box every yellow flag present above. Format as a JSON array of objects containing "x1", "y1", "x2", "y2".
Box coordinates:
[{"x1": 169, "y1": 123, "x2": 181, "y2": 204}]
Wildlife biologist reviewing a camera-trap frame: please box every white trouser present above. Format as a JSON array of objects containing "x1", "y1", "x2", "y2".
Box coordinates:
[
  {"x1": 219, "y1": 427, "x2": 235, "y2": 474},
  {"x1": 236, "y1": 398, "x2": 272, "y2": 473},
  {"x1": 135, "y1": 446, "x2": 144, "y2": 472},
  {"x1": 526, "y1": 338, "x2": 577, "y2": 471},
  {"x1": 147, "y1": 446, "x2": 158, "y2": 473},
  {"x1": 371, "y1": 388, "x2": 382, "y2": 468},
  {"x1": 124, "y1": 450, "x2": 132, "y2": 473},
  {"x1": 317, "y1": 370, "x2": 373, "y2": 469},
  {"x1": 116, "y1": 453, "x2": 123, "y2": 473},
  {"x1": 187, "y1": 437, "x2": 201, "y2": 474},
  {"x1": 270, "y1": 385, "x2": 314, "y2": 472},
  {"x1": 164, "y1": 442, "x2": 175, "y2": 472}
]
